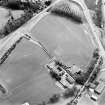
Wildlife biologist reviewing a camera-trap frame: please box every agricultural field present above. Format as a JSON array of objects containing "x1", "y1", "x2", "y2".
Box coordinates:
[
  {"x1": 0, "y1": 7, "x2": 9, "y2": 29},
  {"x1": 0, "y1": 12, "x2": 95, "y2": 105},
  {"x1": 0, "y1": 7, "x2": 24, "y2": 30},
  {"x1": 0, "y1": 0, "x2": 105, "y2": 105}
]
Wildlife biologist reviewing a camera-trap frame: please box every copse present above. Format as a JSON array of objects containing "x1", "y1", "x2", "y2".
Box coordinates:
[
  {"x1": 74, "y1": 48, "x2": 100, "y2": 85},
  {"x1": 50, "y1": 0, "x2": 84, "y2": 23}
]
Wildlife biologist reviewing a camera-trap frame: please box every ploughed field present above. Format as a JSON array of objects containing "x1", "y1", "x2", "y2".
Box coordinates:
[{"x1": 0, "y1": 13, "x2": 95, "y2": 105}]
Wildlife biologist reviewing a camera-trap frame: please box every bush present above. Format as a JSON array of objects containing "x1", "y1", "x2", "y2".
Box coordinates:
[
  {"x1": 38, "y1": 101, "x2": 46, "y2": 105},
  {"x1": 63, "y1": 88, "x2": 77, "y2": 99},
  {"x1": 44, "y1": 0, "x2": 52, "y2": 6},
  {"x1": 48, "y1": 94, "x2": 60, "y2": 104},
  {"x1": 66, "y1": 103, "x2": 72, "y2": 105}
]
